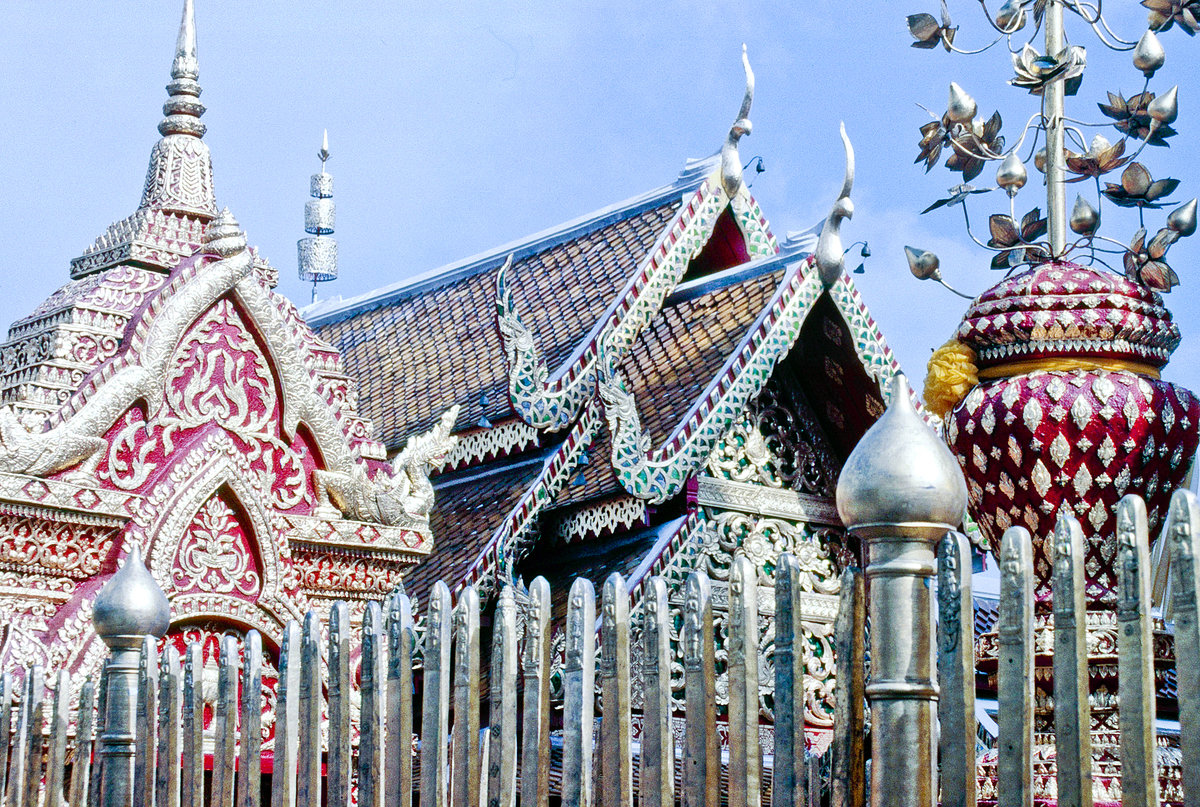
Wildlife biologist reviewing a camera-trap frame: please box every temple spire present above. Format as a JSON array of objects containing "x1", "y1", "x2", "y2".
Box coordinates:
[
  {"x1": 158, "y1": 0, "x2": 205, "y2": 138},
  {"x1": 299, "y1": 130, "x2": 339, "y2": 302}
]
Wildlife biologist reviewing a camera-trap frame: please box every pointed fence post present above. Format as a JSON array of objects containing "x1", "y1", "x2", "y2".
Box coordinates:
[
  {"x1": 420, "y1": 583, "x2": 453, "y2": 807},
  {"x1": 562, "y1": 578, "x2": 597, "y2": 807},
  {"x1": 1167, "y1": 490, "x2": 1200, "y2": 805},
  {"x1": 521, "y1": 578, "x2": 552, "y2": 807},
  {"x1": 297, "y1": 611, "x2": 324, "y2": 807},
  {"x1": 600, "y1": 574, "x2": 632, "y2": 807},
  {"x1": 182, "y1": 643, "x2": 205, "y2": 807},
  {"x1": 774, "y1": 554, "x2": 806, "y2": 807},
  {"x1": 133, "y1": 637, "x2": 158, "y2": 807},
  {"x1": 487, "y1": 586, "x2": 519, "y2": 807},
  {"x1": 682, "y1": 571, "x2": 717, "y2": 807},
  {"x1": 937, "y1": 531, "x2": 975, "y2": 807},
  {"x1": 831, "y1": 567, "x2": 865, "y2": 807},
  {"x1": 996, "y1": 527, "x2": 1034, "y2": 807},
  {"x1": 271, "y1": 621, "x2": 302, "y2": 807},
  {"x1": 451, "y1": 586, "x2": 481, "y2": 807},
  {"x1": 641, "y1": 577, "x2": 674, "y2": 807},
  {"x1": 238, "y1": 631, "x2": 264, "y2": 807},
  {"x1": 360, "y1": 603, "x2": 386, "y2": 807},
  {"x1": 1116, "y1": 496, "x2": 1157, "y2": 807},
  {"x1": 728, "y1": 556, "x2": 761, "y2": 807},
  {"x1": 328, "y1": 603, "x2": 353, "y2": 807},
  {"x1": 212, "y1": 635, "x2": 239, "y2": 807},
  {"x1": 386, "y1": 594, "x2": 416, "y2": 807},
  {"x1": 1052, "y1": 512, "x2": 1093, "y2": 807},
  {"x1": 45, "y1": 670, "x2": 72, "y2": 807},
  {"x1": 156, "y1": 647, "x2": 182, "y2": 807},
  {"x1": 71, "y1": 676, "x2": 98, "y2": 807},
  {"x1": 92, "y1": 547, "x2": 170, "y2": 807}
]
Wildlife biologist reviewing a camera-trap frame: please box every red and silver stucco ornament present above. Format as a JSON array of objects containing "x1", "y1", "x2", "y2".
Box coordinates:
[{"x1": 946, "y1": 262, "x2": 1199, "y2": 605}]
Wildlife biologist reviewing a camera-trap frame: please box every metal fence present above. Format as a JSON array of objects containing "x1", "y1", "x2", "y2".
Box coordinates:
[{"x1": 1, "y1": 491, "x2": 1198, "y2": 807}]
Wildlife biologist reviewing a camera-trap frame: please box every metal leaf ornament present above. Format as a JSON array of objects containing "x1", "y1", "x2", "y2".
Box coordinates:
[
  {"x1": 1098, "y1": 91, "x2": 1177, "y2": 145},
  {"x1": 987, "y1": 207, "x2": 1049, "y2": 269},
  {"x1": 921, "y1": 183, "x2": 992, "y2": 214},
  {"x1": 1010, "y1": 43, "x2": 1087, "y2": 96},
  {"x1": 1143, "y1": 0, "x2": 1200, "y2": 35},
  {"x1": 1124, "y1": 227, "x2": 1180, "y2": 290},
  {"x1": 908, "y1": 0, "x2": 958, "y2": 50},
  {"x1": 1103, "y1": 162, "x2": 1180, "y2": 209},
  {"x1": 1065, "y1": 134, "x2": 1131, "y2": 181}
]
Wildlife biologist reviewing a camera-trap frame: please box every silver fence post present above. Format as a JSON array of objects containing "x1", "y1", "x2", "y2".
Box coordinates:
[
  {"x1": 92, "y1": 546, "x2": 171, "y2": 807},
  {"x1": 836, "y1": 375, "x2": 967, "y2": 807}
]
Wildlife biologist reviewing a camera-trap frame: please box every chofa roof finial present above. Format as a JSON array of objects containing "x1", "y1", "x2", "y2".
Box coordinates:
[
  {"x1": 158, "y1": 0, "x2": 205, "y2": 139},
  {"x1": 720, "y1": 44, "x2": 755, "y2": 199}
]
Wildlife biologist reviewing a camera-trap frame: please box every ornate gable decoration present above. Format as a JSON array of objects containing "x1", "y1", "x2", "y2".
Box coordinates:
[{"x1": 0, "y1": 2, "x2": 455, "y2": 679}]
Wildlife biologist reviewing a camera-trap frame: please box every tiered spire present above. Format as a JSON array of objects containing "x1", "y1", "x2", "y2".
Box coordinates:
[
  {"x1": 70, "y1": 0, "x2": 217, "y2": 278},
  {"x1": 298, "y1": 131, "x2": 339, "y2": 302},
  {"x1": 138, "y1": 0, "x2": 216, "y2": 217}
]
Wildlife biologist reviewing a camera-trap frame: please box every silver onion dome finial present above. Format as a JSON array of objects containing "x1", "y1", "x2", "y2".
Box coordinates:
[
  {"x1": 93, "y1": 546, "x2": 171, "y2": 650},
  {"x1": 299, "y1": 130, "x2": 338, "y2": 302},
  {"x1": 836, "y1": 374, "x2": 967, "y2": 530},
  {"x1": 159, "y1": 0, "x2": 205, "y2": 139}
]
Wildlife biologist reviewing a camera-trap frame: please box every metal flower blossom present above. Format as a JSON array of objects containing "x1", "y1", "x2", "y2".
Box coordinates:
[
  {"x1": 916, "y1": 110, "x2": 1004, "y2": 183},
  {"x1": 1143, "y1": 0, "x2": 1200, "y2": 35},
  {"x1": 908, "y1": 1, "x2": 958, "y2": 50},
  {"x1": 1010, "y1": 43, "x2": 1087, "y2": 96},
  {"x1": 1064, "y1": 135, "x2": 1131, "y2": 181},
  {"x1": 987, "y1": 208, "x2": 1049, "y2": 269},
  {"x1": 1124, "y1": 227, "x2": 1180, "y2": 290},
  {"x1": 1098, "y1": 91, "x2": 1177, "y2": 145},
  {"x1": 1102, "y1": 162, "x2": 1180, "y2": 209}
]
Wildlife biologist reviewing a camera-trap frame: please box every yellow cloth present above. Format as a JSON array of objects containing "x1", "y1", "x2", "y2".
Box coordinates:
[{"x1": 923, "y1": 340, "x2": 979, "y2": 419}]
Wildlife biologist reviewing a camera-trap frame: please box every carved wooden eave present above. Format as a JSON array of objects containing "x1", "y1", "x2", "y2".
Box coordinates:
[{"x1": 496, "y1": 172, "x2": 778, "y2": 433}]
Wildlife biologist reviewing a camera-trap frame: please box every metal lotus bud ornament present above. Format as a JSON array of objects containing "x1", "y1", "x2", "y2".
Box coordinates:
[
  {"x1": 1034, "y1": 147, "x2": 1047, "y2": 174},
  {"x1": 995, "y1": 0, "x2": 1026, "y2": 32},
  {"x1": 1149, "y1": 86, "x2": 1179, "y2": 126},
  {"x1": 1069, "y1": 195, "x2": 1100, "y2": 236},
  {"x1": 947, "y1": 82, "x2": 977, "y2": 123},
  {"x1": 1168, "y1": 198, "x2": 1198, "y2": 237},
  {"x1": 996, "y1": 152, "x2": 1027, "y2": 196},
  {"x1": 905, "y1": 245, "x2": 941, "y2": 280},
  {"x1": 1133, "y1": 29, "x2": 1165, "y2": 78}
]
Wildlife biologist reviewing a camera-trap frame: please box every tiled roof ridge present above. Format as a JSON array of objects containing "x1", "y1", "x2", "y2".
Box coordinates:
[{"x1": 303, "y1": 155, "x2": 721, "y2": 327}]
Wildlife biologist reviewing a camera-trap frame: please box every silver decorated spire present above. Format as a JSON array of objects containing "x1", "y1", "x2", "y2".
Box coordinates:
[
  {"x1": 298, "y1": 130, "x2": 339, "y2": 301},
  {"x1": 138, "y1": 0, "x2": 216, "y2": 216}
]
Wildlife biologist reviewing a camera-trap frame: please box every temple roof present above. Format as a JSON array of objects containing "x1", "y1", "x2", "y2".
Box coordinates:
[{"x1": 308, "y1": 158, "x2": 720, "y2": 446}]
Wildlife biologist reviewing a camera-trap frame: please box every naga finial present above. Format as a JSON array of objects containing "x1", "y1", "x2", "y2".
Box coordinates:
[
  {"x1": 720, "y1": 44, "x2": 755, "y2": 199},
  {"x1": 814, "y1": 123, "x2": 856, "y2": 287}
]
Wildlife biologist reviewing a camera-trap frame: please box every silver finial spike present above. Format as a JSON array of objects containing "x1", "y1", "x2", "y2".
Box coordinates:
[
  {"x1": 814, "y1": 123, "x2": 855, "y2": 287},
  {"x1": 319, "y1": 129, "x2": 331, "y2": 166},
  {"x1": 171, "y1": 0, "x2": 199, "y2": 81}
]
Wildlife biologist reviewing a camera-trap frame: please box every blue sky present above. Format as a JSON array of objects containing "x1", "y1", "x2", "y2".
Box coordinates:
[{"x1": 1, "y1": 2, "x2": 1198, "y2": 394}]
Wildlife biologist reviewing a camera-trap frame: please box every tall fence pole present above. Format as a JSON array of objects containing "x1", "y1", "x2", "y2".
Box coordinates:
[
  {"x1": 836, "y1": 374, "x2": 967, "y2": 807},
  {"x1": 92, "y1": 546, "x2": 170, "y2": 807}
]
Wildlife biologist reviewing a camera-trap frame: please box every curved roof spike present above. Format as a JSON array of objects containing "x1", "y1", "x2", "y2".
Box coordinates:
[
  {"x1": 720, "y1": 44, "x2": 755, "y2": 198},
  {"x1": 814, "y1": 123, "x2": 856, "y2": 287},
  {"x1": 736, "y1": 43, "x2": 754, "y2": 125},
  {"x1": 171, "y1": 0, "x2": 199, "y2": 81}
]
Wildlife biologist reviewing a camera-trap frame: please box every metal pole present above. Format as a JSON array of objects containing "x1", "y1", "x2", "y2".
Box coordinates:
[
  {"x1": 91, "y1": 547, "x2": 171, "y2": 807},
  {"x1": 1044, "y1": 0, "x2": 1067, "y2": 256}
]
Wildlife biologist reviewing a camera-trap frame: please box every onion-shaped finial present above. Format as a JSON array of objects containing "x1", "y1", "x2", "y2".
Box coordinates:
[
  {"x1": 93, "y1": 546, "x2": 171, "y2": 650},
  {"x1": 1069, "y1": 195, "x2": 1100, "y2": 236},
  {"x1": 1133, "y1": 30, "x2": 1166, "y2": 78},
  {"x1": 995, "y1": 0, "x2": 1026, "y2": 31},
  {"x1": 836, "y1": 374, "x2": 967, "y2": 530},
  {"x1": 1149, "y1": 86, "x2": 1179, "y2": 125},
  {"x1": 1034, "y1": 147, "x2": 1048, "y2": 174},
  {"x1": 1168, "y1": 198, "x2": 1197, "y2": 237},
  {"x1": 996, "y1": 152, "x2": 1027, "y2": 196},
  {"x1": 947, "y1": 82, "x2": 977, "y2": 124}
]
